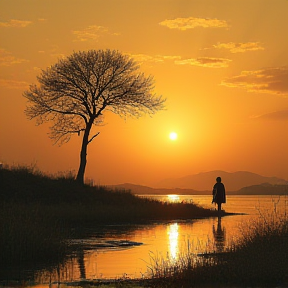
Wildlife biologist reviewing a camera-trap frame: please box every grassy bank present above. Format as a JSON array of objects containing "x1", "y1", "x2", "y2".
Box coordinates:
[
  {"x1": 0, "y1": 165, "x2": 219, "y2": 224},
  {"x1": 0, "y1": 165, "x2": 219, "y2": 278}
]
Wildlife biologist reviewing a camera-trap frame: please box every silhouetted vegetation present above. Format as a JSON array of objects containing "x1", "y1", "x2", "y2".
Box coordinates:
[
  {"x1": 147, "y1": 210, "x2": 288, "y2": 287},
  {"x1": 0, "y1": 202, "x2": 68, "y2": 282},
  {"x1": 0, "y1": 164, "x2": 219, "y2": 281},
  {"x1": 23, "y1": 49, "x2": 165, "y2": 184},
  {"x1": 0, "y1": 164, "x2": 219, "y2": 223}
]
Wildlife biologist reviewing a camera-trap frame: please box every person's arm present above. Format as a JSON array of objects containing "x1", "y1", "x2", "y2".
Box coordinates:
[
  {"x1": 212, "y1": 184, "x2": 216, "y2": 195},
  {"x1": 212, "y1": 184, "x2": 217, "y2": 203}
]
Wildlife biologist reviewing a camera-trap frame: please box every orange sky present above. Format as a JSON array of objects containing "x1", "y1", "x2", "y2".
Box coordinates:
[{"x1": 1, "y1": 0, "x2": 288, "y2": 186}]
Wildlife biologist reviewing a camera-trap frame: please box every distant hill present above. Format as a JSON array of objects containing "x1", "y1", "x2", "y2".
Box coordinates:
[
  {"x1": 108, "y1": 183, "x2": 209, "y2": 195},
  {"x1": 230, "y1": 183, "x2": 288, "y2": 195},
  {"x1": 154, "y1": 171, "x2": 288, "y2": 191},
  {"x1": 108, "y1": 171, "x2": 288, "y2": 195},
  {"x1": 109, "y1": 182, "x2": 288, "y2": 196}
]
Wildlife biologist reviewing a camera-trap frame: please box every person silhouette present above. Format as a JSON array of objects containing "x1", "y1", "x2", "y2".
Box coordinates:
[{"x1": 212, "y1": 177, "x2": 226, "y2": 212}]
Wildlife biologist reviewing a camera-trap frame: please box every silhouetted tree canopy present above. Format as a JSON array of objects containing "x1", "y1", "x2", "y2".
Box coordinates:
[{"x1": 23, "y1": 49, "x2": 165, "y2": 184}]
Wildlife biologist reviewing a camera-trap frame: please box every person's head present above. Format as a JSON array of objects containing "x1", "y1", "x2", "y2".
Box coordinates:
[{"x1": 216, "y1": 177, "x2": 221, "y2": 183}]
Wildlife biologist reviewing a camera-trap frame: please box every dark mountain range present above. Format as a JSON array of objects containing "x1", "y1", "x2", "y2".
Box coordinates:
[
  {"x1": 109, "y1": 183, "x2": 288, "y2": 196},
  {"x1": 108, "y1": 171, "x2": 288, "y2": 195},
  {"x1": 154, "y1": 171, "x2": 288, "y2": 191},
  {"x1": 108, "y1": 183, "x2": 209, "y2": 195},
  {"x1": 231, "y1": 183, "x2": 288, "y2": 195}
]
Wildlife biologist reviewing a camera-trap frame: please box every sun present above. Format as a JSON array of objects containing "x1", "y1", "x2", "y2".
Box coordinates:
[{"x1": 169, "y1": 132, "x2": 178, "y2": 141}]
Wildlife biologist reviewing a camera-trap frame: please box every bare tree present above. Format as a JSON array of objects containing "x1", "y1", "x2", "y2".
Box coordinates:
[{"x1": 23, "y1": 49, "x2": 165, "y2": 184}]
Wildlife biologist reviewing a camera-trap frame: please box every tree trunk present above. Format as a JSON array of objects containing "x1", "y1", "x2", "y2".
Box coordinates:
[{"x1": 76, "y1": 120, "x2": 93, "y2": 185}]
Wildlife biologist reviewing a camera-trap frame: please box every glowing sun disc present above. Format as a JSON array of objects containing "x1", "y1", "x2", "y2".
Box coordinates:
[{"x1": 169, "y1": 132, "x2": 178, "y2": 141}]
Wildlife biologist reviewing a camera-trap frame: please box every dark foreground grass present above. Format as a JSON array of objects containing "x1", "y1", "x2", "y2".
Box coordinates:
[
  {"x1": 0, "y1": 202, "x2": 68, "y2": 282},
  {"x1": 147, "y1": 211, "x2": 288, "y2": 287},
  {"x1": 0, "y1": 164, "x2": 219, "y2": 279},
  {"x1": 2, "y1": 165, "x2": 287, "y2": 287}
]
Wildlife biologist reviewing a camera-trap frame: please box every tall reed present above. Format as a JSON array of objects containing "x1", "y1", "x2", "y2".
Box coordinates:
[
  {"x1": 0, "y1": 202, "x2": 68, "y2": 265},
  {"x1": 147, "y1": 207, "x2": 288, "y2": 287}
]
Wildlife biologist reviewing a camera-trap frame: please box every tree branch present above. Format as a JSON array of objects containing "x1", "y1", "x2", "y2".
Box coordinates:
[{"x1": 88, "y1": 132, "x2": 100, "y2": 144}]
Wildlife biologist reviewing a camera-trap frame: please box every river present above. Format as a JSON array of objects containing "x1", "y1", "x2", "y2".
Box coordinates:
[{"x1": 3, "y1": 194, "x2": 288, "y2": 287}]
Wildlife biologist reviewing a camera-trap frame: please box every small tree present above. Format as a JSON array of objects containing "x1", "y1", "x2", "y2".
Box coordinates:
[{"x1": 23, "y1": 49, "x2": 165, "y2": 184}]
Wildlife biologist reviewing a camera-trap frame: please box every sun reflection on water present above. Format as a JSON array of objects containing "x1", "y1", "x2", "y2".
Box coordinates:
[
  {"x1": 167, "y1": 223, "x2": 179, "y2": 260},
  {"x1": 167, "y1": 194, "x2": 180, "y2": 202}
]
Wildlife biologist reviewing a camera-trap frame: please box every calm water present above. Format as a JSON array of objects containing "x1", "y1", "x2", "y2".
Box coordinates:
[{"x1": 5, "y1": 195, "x2": 288, "y2": 287}]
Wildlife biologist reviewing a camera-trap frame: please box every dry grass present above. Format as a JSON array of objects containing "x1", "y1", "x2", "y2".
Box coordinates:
[{"x1": 147, "y1": 208, "x2": 288, "y2": 287}]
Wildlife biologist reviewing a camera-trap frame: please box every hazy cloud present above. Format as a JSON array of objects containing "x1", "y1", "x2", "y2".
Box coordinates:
[
  {"x1": 0, "y1": 19, "x2": 32, "y2": 28},
  {"x1": 129, "y1": 53, "x2": 181, "y2": 63},
  {"x1": 72, "y1": 25, "x2": 117, "y2": 41},
  {"x1": 0, "y1": 79, "x2": 29, "y2": 89},
  {"x1": 222, "y1": 67, "x2": 288, "y2": 96},
  {"x1": 252, "y1": 109, "x2": 288, "y2": 121},
  {"x1": 214, "y1": 42, "x2": 264, "y2": 53},
  {"x1": 159, "y1": 17, "x2": 229, "y2": 30},
  {"x1": 129, "y1": 53, "x2": 231, "y2": 68},
  {"x1": 175, "y1": 57, "x2": 231, "y2": 68},
  {"x1": 0, "y1": 49, "x2": 29, "y2": 66}
]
